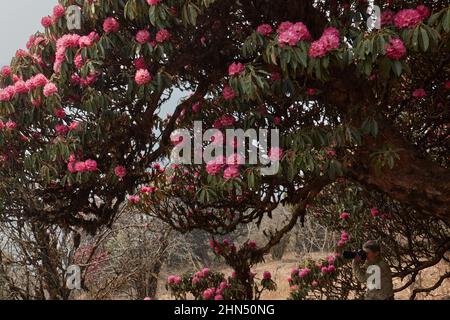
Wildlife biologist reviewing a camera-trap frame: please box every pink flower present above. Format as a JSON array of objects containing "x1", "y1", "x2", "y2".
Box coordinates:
[
  {"x1": 228, "y1": 62, "x2": 245, "y2": 77},
  {"x1": 103, "y1": 17, "x2": 120, "y2": 33},
  {"x1": 69, "y1": 121, "x2": 79, "y2": 131},
  {"x1": 416, "y1": 5, "x2": 431, "y2": 20},
  {"x1": 14, "y1": 81, "x2": 29, "y2": 94},
  {"x1": 5, "y1": 121, "x2": 16, "y2": 130},
  {"x1": 203, "y1": 289, "x2": 215, "y2": 300},
  {"x1": 156, "y1": 29, "x2": 171, "y2": 43},
  {"x1": 223, "y1": 86, "x2": 236, "y2": 100},
  {"x1": 85, "y1": 159, "x2": 98, "y2": 172},
  {"x1": 263, "y1": 271, "x2": 272, "y2": 280},
  {"x1": 67, "y1": 162, "x2": 77, "y2": 173},
  {"x1": 134, "y1": 57, "x2": 147, "y2": 70},
  {"x1": 74, "y1": 54, "x2": 84, "y2": 69},
  {"x1": 278, "y1": 22, "x2": 311, "y2": 46},
  {"x1": 341, "y1": 231, "x2": 349, "y2": 241},
  {"x1": 128, "y1": 195, "x2": 140, "y2": 203},
  {"x1": 54, "y1": 108, "x2": 66, "y2": 119},
  {"x1": 308, "y1": 27, "x2": 339, "y2": 58},
  {"x1": 299, "y1": 268, "x2": 310, "y2": 278},
  {"x1": 53, "y1": 5, "x2": 66, "y2": 19},
  {"x1": 55, "y1": 124, "x2": 69, "y2": 136},
  {"x1": 41, "y1": 16, "x2": 53, "y2": 28},
  {"x1": 206, "y1": 157, "x2": 225, "y2": 175},
  {"x1": 143, "y1": 297, "x2": 152, "y2": 301},
  {"x1": 141, "y1": 186, "x2": 158, "y2": 193},
  {"x1": 74, "y1": 161, "x2": 87, "y2": 172},
  {"x1": 136, "y1": 30, "x2": 151, "y2": 44},
  {"x1": 1, "y1": 66, "x2": 11, "y2": 77},
  {"x1": 277, "y1": 22, "x2": 293, "y2": 34},
  {"x1": 214, "y1": 295, "x2": 224, "y2": 301},
  {"x1": 370, "y1": 207, "x2": 380, "y2": 217},
  {"x1": 202, "y1": 268, "x2": 210, "y2": 277},
  {"x1": 381, "y1": 10, "x2": 395, "y2": 26},
  {"x1": 223, "y1": 165, "x2": 240, "y2": 180},
  {"x1": 321, "y1": 266, "x2": 328, "y2": 274},
  {"x1": 309, "y1": 40, "x2": 328, "y2": 58},
  {"x1": 394, "y1": 9, "x2": 423, "y2": 29},
  {"x1": 115, "y1": 166, "x2": 127, "y2": 178},
  {"x1": 307, "y1": 88, "x2": 317, "y2": 96},
  {"x1": 135, "y1": 69, "x2": 152, "y2": 86},
  {"x1": 43, "y1": 82, "x2": 58, "y2": 97},
  {"x1": 147, "y1": 0, "x2": 162, "y2": 5},
  {"x1": 32, "y1": 74, "x2": 49, "y2": 87},
  {"x1": 412, "y1": 88, "x2": 426, "y2": 98},
  {"x1": 337, "y1": 240, "x2": 346, "y2": 247},
  {"x1": 311, "y1": 280, "x2": 318, "y2": 287},
  {"x1": 385, "y1": 38, "x2": 406, "y2": 60},
  {"x1": 340, "y1": 212, "x2": 350, "y2": 220},
  {"x1": 256, "y1": 24, "x2": 273, "y2": 36},
  {"x1": 327, "y1": 265, "x2": 336, "y2": 273}
]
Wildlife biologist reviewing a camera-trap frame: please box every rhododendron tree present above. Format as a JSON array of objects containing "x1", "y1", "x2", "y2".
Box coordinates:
[{"x1": 0, "y1": 0, "x2": 449, "y2": 300}]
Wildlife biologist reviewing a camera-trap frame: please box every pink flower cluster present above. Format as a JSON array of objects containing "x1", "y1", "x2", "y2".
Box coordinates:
[
  {"x1": 337, "y1": 231, "x2": 350, "y2": 247},
  {"x1": 156, "y1": 29, "x2": 171, "y2": 43},
  {"x1": 202, "y1": 280, "x2": 230, "y2": 301},
  {"x1": 147, "y1": 0, "x2": 162, "y2": 5},
  {"x1": 340, "y1": 212, "x2": 350, "y2": 220},
  {"x1": 53, "y1": 32, "x2": 99, "y2": 73},
  {"x1": 394, "y1": 6, "x2": 430, "y2": 29},
  {"x1": 55, "y1": 122, "x2": 79, "y2": 136},
  {"x1": 385, "y1": 38, "x2": 407, "y2": 60},
  {"x1": 0, "y1": 120, "x2": 17, "y2": 131},
  {"x1": 228, "y1": 62, "x2": 245, "y2": 77},
  {"x1": 136, "y1": 30, "x2": 151, "y2": 44},
  {"x1": 223, "y1": 86, "x2": 236, "y2": 100},
  {"x1": 256, "y1": 24, "x2": 273, "y2": 36},
  {"x1": 115, "y1": 166, "x2": 127, "y2": 178},
  {"x1": 167, "y1": 275, "x2": 182, "y2": 285},
  {"x1": 41, "y1": 4, "x2": 66, "y2": 28},
  {"x1": 0, "y1": 73, "x2": 52, "y2": 102},
  {"x1": 128, "y1": 195, "x2": 140, "y2": 204},
  {"x1": 412, "y1": 88, "x2": 427, "y2": 98},
  {"x1": 141, "y1": 186, "x2": 159, "y2": 193},
  {"x1": 370, "y1": 207, "x2": 380, "y2": 217},
  {"x1": 67, "y1": 155, "x2": 97, "y2": 174},
  {"x1": 308, "y1": 27, "x2": 340, "y2": 58},
  {"x1": 135, "y1": 69, "x2": 153, "y2": 86},
  {"x1": 277, "y1": 21, "x2": 311, "y2": 47},
  {"x1": 103, "y1": 17, "x2": 120, "y2": 33}
]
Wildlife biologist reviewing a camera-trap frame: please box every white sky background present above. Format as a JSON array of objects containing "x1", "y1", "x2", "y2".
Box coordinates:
[{"x1": 0, "y1": 0, "x2": 56, "y2": 66}]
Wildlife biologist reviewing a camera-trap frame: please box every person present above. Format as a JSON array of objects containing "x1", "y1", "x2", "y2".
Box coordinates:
[{"x1": 352, "y1": 240, "x2": 394, "y2": 300}]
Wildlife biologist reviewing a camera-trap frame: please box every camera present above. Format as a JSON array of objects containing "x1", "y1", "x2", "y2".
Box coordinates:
[{"x1": 343, "y1": 250, "x2": 367, "y2": 261}]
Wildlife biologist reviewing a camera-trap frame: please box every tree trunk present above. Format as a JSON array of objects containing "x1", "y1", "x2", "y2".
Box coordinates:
[{"x1": 350, "y1": 123, "x2": 450, "y2": 224}]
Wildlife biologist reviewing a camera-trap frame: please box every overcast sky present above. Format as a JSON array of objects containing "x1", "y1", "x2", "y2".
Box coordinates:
[{"x1": 0, "y1": 0, "x2": 56, "y2": 66}]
